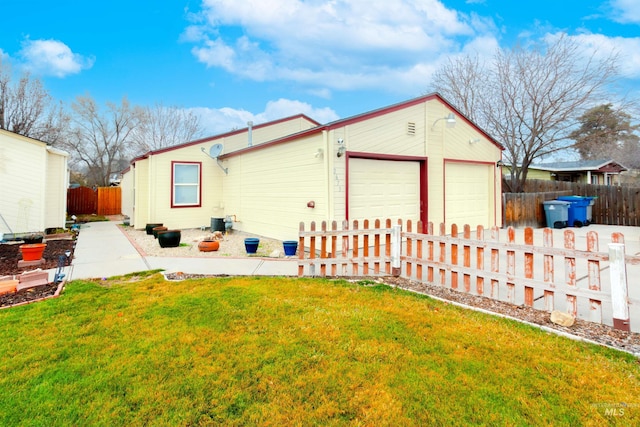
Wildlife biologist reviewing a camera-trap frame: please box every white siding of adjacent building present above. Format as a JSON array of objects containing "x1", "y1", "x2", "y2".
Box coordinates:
[
  {"x1": 45, "y1": 147, "x2": 69, "y2": 230},
  {"x1": 0, "y1": 130, "x2": 68, "y2": 234}
]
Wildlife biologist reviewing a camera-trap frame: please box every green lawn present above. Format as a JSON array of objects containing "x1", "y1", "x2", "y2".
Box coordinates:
[{"x1": 1, "y1": 272, "x2": 638, "y2": 426}]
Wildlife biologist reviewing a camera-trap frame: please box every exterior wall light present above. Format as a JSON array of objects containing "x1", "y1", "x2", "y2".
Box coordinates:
[{"x1": 431, "y1": 113, "x2": 456, "y2": 130}]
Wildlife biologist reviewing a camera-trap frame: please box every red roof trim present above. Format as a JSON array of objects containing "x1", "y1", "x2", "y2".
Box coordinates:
[{"x1": 129, "y1": 114, "x2": 320, "y2": 163}]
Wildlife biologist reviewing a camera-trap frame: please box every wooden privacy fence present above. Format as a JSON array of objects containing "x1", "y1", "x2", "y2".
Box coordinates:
[
  {"x1": 298, "y1": 219, "x2": 638, "y2": 332},
  {"x1": 504, "y1": 179, "x2": 640, "y2": 227},
  {"x1": 67, "y1": 186, "x2": 121, "y2": 216},
  {"x1": 503, "y1": 190, "x2": 571, "y2": 228}
]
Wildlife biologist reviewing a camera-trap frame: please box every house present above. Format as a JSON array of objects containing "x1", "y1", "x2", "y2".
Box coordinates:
[
  {"x1": 504, "y1": 160, "x2": 628, "y2": 185},
  {"x1": 121, "y1": 94, "x2": 504, "y2": 241},
  {"x1": 0, "y1": 129, "x2": 69, "y2": 236}
]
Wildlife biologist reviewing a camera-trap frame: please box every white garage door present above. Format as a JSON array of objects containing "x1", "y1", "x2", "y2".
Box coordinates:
[
  {"x1": 349, "y1": 158, "x2": 420, "y2": 223},
  {"x1": 445, "y1": 162, "x2": 492, "y2": 228}
]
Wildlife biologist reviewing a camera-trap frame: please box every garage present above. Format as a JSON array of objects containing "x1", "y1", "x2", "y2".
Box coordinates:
[
  {"x1": 348, "y1": 158, "x2": 421, "y2": 224},
  {"x1": 444, "y1": 161, "x2": 493, "y2": 228}
]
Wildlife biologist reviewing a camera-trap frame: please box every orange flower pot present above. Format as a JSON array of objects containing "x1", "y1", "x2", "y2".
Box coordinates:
[
  {"x1": 19, "y1": 243, "x2": 47, "y2": 261},
  {"x1": 198, "y1": 240, "x2": 220, "y2": 252}
]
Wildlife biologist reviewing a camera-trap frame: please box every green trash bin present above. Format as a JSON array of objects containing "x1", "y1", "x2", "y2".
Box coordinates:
[{"x1": 543, "y1": 200, "x2": 571, "y2": 229}]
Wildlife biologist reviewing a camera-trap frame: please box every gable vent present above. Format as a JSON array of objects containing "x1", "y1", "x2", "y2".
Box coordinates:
[{"x1": 407, "y1": 122, "x2": 416, "y2": 135}]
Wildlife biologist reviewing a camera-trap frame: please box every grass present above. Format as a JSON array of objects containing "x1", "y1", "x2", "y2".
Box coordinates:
[{"x1": 0, "y1": 273, "x2": 638, "y2": 426}]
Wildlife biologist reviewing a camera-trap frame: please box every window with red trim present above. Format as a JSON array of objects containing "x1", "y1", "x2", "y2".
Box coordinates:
[{"x1": 172, "y1": 162, "x2": 201, "y2": 207}]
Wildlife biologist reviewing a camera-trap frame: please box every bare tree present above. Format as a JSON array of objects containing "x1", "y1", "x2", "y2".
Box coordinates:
[
  {"x1": 131, "y1": 102, "x2": 202, "y2": 154},
  {"x1": 65, "y1": 95, "x2": 140, "y2": 187},
  {"x1": 0, "y1": 61, "x2": 69, "y2": 144},
  {"x1": 430, "y1": 35, "x2": 622, "y2": 192}
]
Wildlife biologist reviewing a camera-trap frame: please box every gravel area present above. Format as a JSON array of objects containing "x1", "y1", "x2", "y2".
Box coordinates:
[{"x1": 121, "y1": 226, "x2": 290, "y2": 258}]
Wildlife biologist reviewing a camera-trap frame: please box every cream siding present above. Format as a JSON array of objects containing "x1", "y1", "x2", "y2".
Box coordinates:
[
  {"x1": 131, "y1": 159, "x2": 150, "y2": 228},
  {"x1": 44, "y1": 147, "x2": 69, "y2": 229},
  {"x1": 217, "y1": 117, "x2": 318, "y2": 154},
  {"x1": 338, "y1": 104, "x2": 427, "y2": 157},
  {"x1": 120, "y1": 168, "x2": 134, "y2": 220},
  {"x1": 0, "y1": 130, "x2": 68, "y2": 234},
  {"x1": 222, "y1": 134, "x2": 328, "y2": 241}
]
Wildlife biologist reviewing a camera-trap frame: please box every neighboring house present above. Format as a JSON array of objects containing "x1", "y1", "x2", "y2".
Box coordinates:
[
  {"x1": 121, "y1": 94, "x2": 504, "y2": 241},
  {"x1": 525, "y1": 160, "x2": 627, "y2": 185},
  {"x1": 0, "y1": 129, "x2": 69, "y2": 235}
]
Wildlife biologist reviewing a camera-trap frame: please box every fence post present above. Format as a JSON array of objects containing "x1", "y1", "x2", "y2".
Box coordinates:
[
  {"x1": 608, "y1": 243, "x2": 630, "y2": 331},
  {"x1": 391, "y1": 224, "x2": 401, "y2": 277}
]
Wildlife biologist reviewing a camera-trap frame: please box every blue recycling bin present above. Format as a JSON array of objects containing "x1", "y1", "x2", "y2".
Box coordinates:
[
  {"x1": 543, "y1": 200, "x2": 570, "y2": 228},
  {"x1": 557, "y1": 196, "x2": 590, "y2": 227}
]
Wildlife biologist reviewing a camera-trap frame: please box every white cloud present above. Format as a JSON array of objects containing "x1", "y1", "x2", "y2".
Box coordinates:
[
  {"x1": 610, "y1": 0, "x2": 640, "y2": 24},
  {"x1": 186, "y1": 0, "x2": 485, "y2": 95},
  {"x1": 19, "y1": 39, "x2": 94, "y2": 77},
  {"x1": 568, "y1": 33, "x2": 640, "y2": 79},
  {"x1": 190, "y1": 98, "x2": 339, "y2": 135}
]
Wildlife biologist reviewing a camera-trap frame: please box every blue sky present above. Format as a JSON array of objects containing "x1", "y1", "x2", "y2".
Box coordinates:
[{"x1": 1, "y1": 0, "x2": 639, "y2": 136}]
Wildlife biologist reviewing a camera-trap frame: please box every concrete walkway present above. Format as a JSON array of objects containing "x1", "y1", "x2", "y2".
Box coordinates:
[{"x1": 66, "y1": 221, "x2": 298, "y2": 281}]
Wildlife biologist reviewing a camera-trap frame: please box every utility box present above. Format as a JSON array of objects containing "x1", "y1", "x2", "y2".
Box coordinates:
[
  {"x1": 211, "y1": 217, "x2": 225, "y2": 232},
  {"x1": 543, "y1": 200, "x2": 570, "y2": 229}
]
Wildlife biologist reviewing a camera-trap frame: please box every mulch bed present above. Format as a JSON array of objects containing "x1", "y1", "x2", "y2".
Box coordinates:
[
  {"x1": 0, "y1": 238, "x2": 75, "y2": 308},
  {"x1": 0, "y1": 238, "x2": 75, "y2": 276},
  {"x1": 0, "y1": 283, "x2": 62, "y2": 309}
]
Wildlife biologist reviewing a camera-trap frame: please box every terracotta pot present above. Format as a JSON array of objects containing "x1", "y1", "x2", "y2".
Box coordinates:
[
  {"x1": 157, "y1": 230, "x2": 181, "y2": 248},
  {"x1": 152, "y1": 226, "x2": 168, "y2": 238},
  {"x1": 19, "y1": 243, "x2": 47, "y2": 261},
  {"x1": 198, "y1": 240, "x2": 220, "y2": 252}
]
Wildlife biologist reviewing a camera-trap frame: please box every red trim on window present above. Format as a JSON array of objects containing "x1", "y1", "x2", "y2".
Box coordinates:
[{"x1": 170, "y1": 161, "x2": 202, "y2": 208}]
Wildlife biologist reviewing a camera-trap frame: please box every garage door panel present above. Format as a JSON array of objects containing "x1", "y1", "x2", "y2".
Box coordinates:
[
  {"x1": 445, "y1": 163, "x2": 491, "y2": 228},
  {"x1": 349, "y1": 159, "x2": 420, "y2": 223}
]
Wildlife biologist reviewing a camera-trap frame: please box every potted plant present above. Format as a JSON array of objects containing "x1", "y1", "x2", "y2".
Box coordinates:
[
  {"x1": 19, "y1": 242, "x2": 47, "y2": 261},
  {"x1": 198, "y1": 231, "x2": 222, "y2": 252}
]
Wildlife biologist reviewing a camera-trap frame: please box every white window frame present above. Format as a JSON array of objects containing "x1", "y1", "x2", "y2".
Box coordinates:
[{"x1": 172, "y1": 162, "x2": 201, "y2": 207}]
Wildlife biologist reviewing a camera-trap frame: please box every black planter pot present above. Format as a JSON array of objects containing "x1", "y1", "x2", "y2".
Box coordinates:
[
  {"x1": 152, "y1": 226, "x2": 168, "y2": 239},
  {"x1": 145, "y1": 223, "x2": 164, "y2": 235},
  {"x1": 22, "y1": 235, "x2": 44, "y2": 244},
  {"x1": 157, "y1": 230, "x2": 181, "y2": 248}
]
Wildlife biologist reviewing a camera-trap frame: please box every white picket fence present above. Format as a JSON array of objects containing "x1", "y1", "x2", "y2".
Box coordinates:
[{"x1": 298, "y1": 219, "x2": 639, "y2": 332}]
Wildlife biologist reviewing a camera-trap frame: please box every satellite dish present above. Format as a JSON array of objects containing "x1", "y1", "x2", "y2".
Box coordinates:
[{"x1": 209, "y1": 144, "x2": 223, "y2": 158}]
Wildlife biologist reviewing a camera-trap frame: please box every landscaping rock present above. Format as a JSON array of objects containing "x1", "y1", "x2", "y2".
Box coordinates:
[{"x1": 550, "y1": 310, "x2": 576, "y2": 327}]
